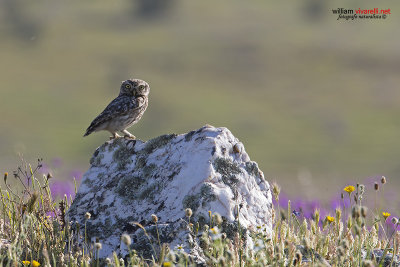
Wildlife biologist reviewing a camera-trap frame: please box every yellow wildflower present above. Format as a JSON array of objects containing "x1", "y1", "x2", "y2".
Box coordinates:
[
  {"x1": 383, "y1": 212, "x2": 391, "y2": 220},
  {"x1": 344, "y1": 185, "x2": 355, "y2": 194},
  {"x1": 163, "y1": 262, "x2": 173, "y2": 267},
  {"x1": 23, "y1": 261, "x2": 40, "y2": 267},
  {"x1": 326, "y1": 216, "x2": 335, "y2": 223}
]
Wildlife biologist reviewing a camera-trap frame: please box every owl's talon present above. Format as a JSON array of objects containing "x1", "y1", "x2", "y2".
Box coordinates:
[
  {"x1": 122, "y1": 130, "x2": 135, "y2": 139},
  {"x1": 110, "y1": 133, "x2": 121, "y2": 140}
]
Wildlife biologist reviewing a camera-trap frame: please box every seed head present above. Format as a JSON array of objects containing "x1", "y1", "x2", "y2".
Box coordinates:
[
  {"x1": 214, "y1": 213, "x2": 223, "y2": 224},
  {"x1": 347, "y1": 217, "x2": 352, "y2": 229},
  {"x1": 314, "y1": 209, "x2": 320, "y2": 223},
  {"x1": 381, "y1": 176, "x2": 387, "y2": 184},
  {"x1": 185, "y1": 208, "x2": 192, "y2": 218},
  {"x1": 94, "y1": 242, "x2": 102, "y2": 250},
  {"x1": 105, "y1": 258, "x2": 111, "y2": 265},
  {"x1": 3, "y1": 172, "x2": 8, "y2": 183},
  {"x1": 85, "y1": 212, "x2": 91, "y2": 220},
  {"x1": 352, "y1": 206, "x2": 361, "y2": 219},
  {"x1": 272, "y1": 182, "x2": 281, "y2": 201},
  {"x1": 374, "y1": 182, "x2": 379, "y2": 191},
  {"x1": 121, "y1": 234, "x2": 132, "y2": 246},
  {"x1": 336, "y1": 208, "x2": 342, "y2": 221},
  {"x1": 361, "y1": 206, "x2": 368, "y2": 218},
  {"x1": 151, "y1": 214, "x2": 158, "y2": 223}
]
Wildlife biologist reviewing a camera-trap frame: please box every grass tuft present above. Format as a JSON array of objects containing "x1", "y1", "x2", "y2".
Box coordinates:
[{"x1": 1, "y1": 159, "x2": 399, "y2": 266}]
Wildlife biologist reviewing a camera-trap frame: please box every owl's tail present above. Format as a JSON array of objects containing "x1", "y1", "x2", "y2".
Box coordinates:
[
  {"x1": 84, "y1": 116, "x2": 103, "y2": 137},
  {"x1": 83, "y1": 127, "x2": 93, "y2": 137}
]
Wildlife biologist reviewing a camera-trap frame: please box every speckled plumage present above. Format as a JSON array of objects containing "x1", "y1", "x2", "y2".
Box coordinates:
[{"x1": 84, "y1": 79, "x2": 150, "y2": 139}]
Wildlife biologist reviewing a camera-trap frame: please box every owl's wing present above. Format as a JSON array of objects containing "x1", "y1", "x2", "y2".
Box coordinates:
[{"x1": 84, "y1": 95, "x2": 145, "y2": 136}]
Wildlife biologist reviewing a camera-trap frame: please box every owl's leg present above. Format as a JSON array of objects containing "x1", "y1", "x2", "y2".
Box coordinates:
[
  {"x1": 109, "y1": 132, "x2": 121, "y2": 140},
  {"x1": 122, "y1": 130, "x2": 136, "y2": 139}
]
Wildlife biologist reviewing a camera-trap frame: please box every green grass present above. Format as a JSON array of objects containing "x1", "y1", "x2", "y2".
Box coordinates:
[{"x1": 0, "y1": 160, "x2": 399, "y2": 266}]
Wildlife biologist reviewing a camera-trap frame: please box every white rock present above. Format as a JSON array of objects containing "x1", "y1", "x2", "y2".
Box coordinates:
[{"x1": 68, "y1": 125, "x2": 273, "y2": 262}]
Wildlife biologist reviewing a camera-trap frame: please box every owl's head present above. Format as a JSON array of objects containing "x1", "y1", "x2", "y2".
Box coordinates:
[{"x1": 119, "y1": 79, "x2": 150, "y2": 97}]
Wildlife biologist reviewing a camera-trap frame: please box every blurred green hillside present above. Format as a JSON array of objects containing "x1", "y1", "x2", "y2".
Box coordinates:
[{"x1": 1, "y1": 0, "x2": 399, "y2": 199}]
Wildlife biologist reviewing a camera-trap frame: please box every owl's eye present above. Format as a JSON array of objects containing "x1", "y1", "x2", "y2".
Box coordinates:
[
  {"x1": 139, "y1": 85, "x2": 145, "y2": 90},
  {"x1": 125, "y1": 84, "x2": 132, "y2": 89}
]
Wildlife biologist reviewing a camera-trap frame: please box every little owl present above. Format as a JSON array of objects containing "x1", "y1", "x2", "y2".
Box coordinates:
[{"x1": 84, "y1": 79, "x2": 150, "y2": 139}]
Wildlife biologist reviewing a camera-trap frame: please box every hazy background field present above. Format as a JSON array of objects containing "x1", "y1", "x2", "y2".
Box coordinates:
[{"x1": 1, "y1": 0, "x2": 399, "y2": 203}]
